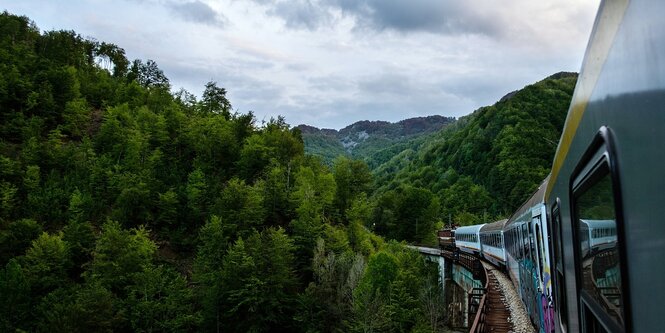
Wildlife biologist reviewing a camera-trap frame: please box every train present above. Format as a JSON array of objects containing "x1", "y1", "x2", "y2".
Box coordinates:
[{"x1": 439, "y1": 1, "x2": 665, "y2": 332}]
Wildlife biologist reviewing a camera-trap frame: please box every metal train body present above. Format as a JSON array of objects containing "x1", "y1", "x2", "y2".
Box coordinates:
[
  {"x1": 504, "y1": 179, "x2": 554, "y2": 333},
  {"x1": 437, "y1": 228, "x2": 456, "y2": 250},
  {"x1": 479, "y1": 219, "x2": 507, "y2": 268},
  {"x1": 544, "y1": 1, "x2": 665, "y2": 331},
  {"x1": 445, "y1": 1, "x2": 665, "y2": 332},
  {"x1": 454, "y1": 224, "x2": 484, "y2": 255}
]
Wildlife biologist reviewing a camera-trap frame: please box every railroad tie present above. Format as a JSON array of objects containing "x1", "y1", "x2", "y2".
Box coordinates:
[{"x1": 484, "y1": 269, "x2": 513, "y2": 332}]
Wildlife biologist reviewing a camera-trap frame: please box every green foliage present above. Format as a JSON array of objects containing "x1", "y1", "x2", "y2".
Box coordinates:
[
  {"x1": 332, "y1": 157, "x2": 373, "y2": 221},
  {"x1": 295, "y1": 239, "x2": 364, "y2": 333},
  {"x1": 372, "y1": 185, "x2": 440, "y2": 244},
  {"x1": 218, "y1": 228, "x2": 298, "y2": 332},
  {"x1": 0, "y1": 12, "x2": 453, "y2": 331},
  {"x1": 349, "y1": 245, "x2": 442, "y2": 332},
  {"x1": 200, "y1": 81, "x2": 232, "y2": 118},
  {"x1": 87, "y1": 221, "x2": 156, "y2": 293},
  {"x1": 0, "y1": 218, "x2": 42, "y2": 265},
  {"x1": 192, "y1": 215, "x2": 229, "y2": 332},
  {"x1": 21, "y1": 232, "x2": 71, "y2": 296},
  {"x1": 372, "y1": 73, "x2": 576, "y2": 234},
  {"x1": 35, "y1": 283, "x2": 123, "y2": 333},
  {"x1": 62, "y1": 219, "x2": 95, "y2": 278},
  {"x1": 0, "y1": 259, "x2": 31, "y2": 332},
  {"x1": 126, "y1": 265, "x2": 201, "y2": 332},
  {"x1": 212, "y1": 177, "x2": 265, "y2": 240},
  {"x1": 299, "y1": 116, "x2": 455, "y2": 168}
]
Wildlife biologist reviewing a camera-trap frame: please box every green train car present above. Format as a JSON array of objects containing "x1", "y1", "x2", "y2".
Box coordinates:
[{"x1": 545, "y1": 0, "x2": 665, "y2": 332}]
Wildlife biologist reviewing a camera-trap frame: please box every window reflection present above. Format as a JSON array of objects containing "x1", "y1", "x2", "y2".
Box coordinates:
[{"x1": 575, "y1": 171, "x2": 623, "y2": 326}]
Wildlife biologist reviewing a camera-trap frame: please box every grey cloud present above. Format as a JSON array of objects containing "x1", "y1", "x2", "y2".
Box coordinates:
[
  {"x1": 270, "y1": 0, "x2": 332, "y2": 30},
  {"x1": 249, "y1": 0, "x2": 501, "y2": 36},
  {"x1": 168, "y1": 1, "x2": 227, "y2": 26},
  {"x1": 337, "y1": 0, "x2": 505, "y2": 36}
]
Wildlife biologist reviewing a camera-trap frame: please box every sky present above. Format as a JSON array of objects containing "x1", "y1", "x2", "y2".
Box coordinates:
[{"x1": 2, "y1": 0, "x2": 600, "y2": 129}]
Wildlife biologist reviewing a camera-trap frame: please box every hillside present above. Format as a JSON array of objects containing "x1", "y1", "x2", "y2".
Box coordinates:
[
  {"x1": 372, "y1": 72, "x2": 578, "y2": 225},
  {"x1": 298, "y1": 115, "x2": 455, "y2": 167},
  {"x1": 0, "y1": 12, "x2": 444, "y2": 333}
]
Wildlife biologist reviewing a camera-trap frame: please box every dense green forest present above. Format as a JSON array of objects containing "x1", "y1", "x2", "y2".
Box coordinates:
[
  {"x1": 300, "y1": 73, "x2": 577, "y2": 236},
  {"x1": 369, "y1": 73, "x2": 577, "y2": 227},
  {"x1": 0, "y1": 12, "x2": 445, "y2": 332}
]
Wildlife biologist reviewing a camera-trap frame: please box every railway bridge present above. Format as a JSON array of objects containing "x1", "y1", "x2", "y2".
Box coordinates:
[{"x1": 410, "y1": 246, "x2": 530, "y2": 333}]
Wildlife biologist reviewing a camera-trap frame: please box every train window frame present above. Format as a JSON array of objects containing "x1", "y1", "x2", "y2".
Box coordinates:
[
  {"x1": 568, "y1": 126, "x2": 630, "y2": 333},
  {"x1": 534, "y1": 216, "x2": 544, "y2": 283}
]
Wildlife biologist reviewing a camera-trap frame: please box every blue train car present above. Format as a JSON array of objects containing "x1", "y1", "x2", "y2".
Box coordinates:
[{"x1": 454, "y1": 224, "x2": 484, "y2": 255}]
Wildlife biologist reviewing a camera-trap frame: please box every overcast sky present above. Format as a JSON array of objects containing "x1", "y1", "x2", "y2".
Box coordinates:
[{"x1": 3, "y1": 0, "x2": 599, "y2": 129}]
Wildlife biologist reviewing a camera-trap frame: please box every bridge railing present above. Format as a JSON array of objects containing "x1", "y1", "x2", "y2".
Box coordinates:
[{"x1": 442, "y1": 249, "x2": 489, "y2": 333}]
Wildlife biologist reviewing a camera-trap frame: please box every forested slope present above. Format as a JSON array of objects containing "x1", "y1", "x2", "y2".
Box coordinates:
[
  {"x1": 372, "y1": 73, "x2": 577, "y2": 226},
  {"x1": 0, "y1": 12, "x2": 444, "y2": 332},
  {"x1": 299, "y1": 115, "x2": 454, "y2": 168}
]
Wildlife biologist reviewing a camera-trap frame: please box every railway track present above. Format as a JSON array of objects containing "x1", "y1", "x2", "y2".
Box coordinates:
[
  {"x1": 482, "y1": 264, "x2": 513, "y2": 332},
  {"x1": 437, "y1": 249, "x2": 535, "y2": 333}
]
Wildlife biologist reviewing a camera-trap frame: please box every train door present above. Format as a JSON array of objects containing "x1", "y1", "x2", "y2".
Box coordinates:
[
  {"x1": 551, "y1": 200, "x2": 569, "y2": 333},
  {"x1": 526, "y1": 217, "x2": 540, "y2": 328},
  {"x1": 518, "y1": 222, "x2": 537, "y2": 326},
  {"x1": 535, "y1": 213, "x2": 555, "y2": 333}
]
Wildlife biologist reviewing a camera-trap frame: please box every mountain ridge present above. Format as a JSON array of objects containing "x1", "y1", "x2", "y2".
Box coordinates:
[{"x1": 297, "y1": 115, "x2": 455, "y2": 165}]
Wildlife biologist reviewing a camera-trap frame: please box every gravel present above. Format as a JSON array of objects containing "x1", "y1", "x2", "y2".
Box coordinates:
[{"x1": 483, "y1": 262, "x2": 536, "y2": 333}]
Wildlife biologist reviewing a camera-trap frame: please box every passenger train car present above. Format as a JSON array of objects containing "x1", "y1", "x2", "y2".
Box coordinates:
[
  {"x1": 504, "y1": 178, "x2": 554, "y2": 333},
  {"x1": 441, "y1": 1, "x2": 665, "y2": 332},
  {"x1": 454, "y1": 224, "x2": 484, "y2": 255},
  {"x1": 578, "y1": 220, "x2": 617, "y2": 258},
  {"x1": 479, "y1": 219, "x2": 507, "y2": 269}
]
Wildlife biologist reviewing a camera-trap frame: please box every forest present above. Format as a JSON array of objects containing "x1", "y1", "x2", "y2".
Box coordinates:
[
  {"x1": 0, "y1": 12, "x2": 444, "y2": 332},
  {"x1": 0, "y1": 10, "x2": 578, "y2": 332},
  {"x1": 370, "y1": 72, "x2": 577, "y2": 227}
]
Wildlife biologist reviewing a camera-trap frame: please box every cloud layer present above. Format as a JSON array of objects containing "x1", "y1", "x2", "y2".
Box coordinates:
[{"x1": 3, "y1": 0, "x2": 599, "y2": 129}]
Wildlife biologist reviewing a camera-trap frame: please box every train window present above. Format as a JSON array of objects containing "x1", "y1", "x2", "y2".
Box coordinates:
[
  {"x1": 534, "y1": 218, "x2": 544, "y2": 281},
  {"x1": 521, "y1": 224, "x2": 529, "y2": 262},
  {"x1": 519, "y1": 226, "x2": 525, "y2": 260},
  {"x1": 572, "y1": 154, "x2": 626, "y2": 332},
  {"x1": 516, "y1": 229, "x2": 520, "y2": 259},
  {"x1": 528, "y1": 223, "x2": 535, "y2": 263}
]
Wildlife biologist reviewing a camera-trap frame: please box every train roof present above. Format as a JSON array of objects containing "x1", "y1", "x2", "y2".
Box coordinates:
[
  {"x1": 505, "y1": 175, "x2": 550, "y2": 228},
  {"x1": 455, "y1": 224, "x2": 485, "y2": 234},
  {"x1": 580, "y1": 219, "x2": 616, "y2": 228},
  {"x1": 480, "y1": 219, "x2": 508, "y2": 233}
]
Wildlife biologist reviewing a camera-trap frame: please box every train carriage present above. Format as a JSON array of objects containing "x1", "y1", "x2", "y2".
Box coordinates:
[
  {"x1": 504, "y1": 178, "x2": 554, "y2": 333},
  {"x1": 437, "y1": 228, "x2": 456, "y2": 250},
  {"x1": 454, "y1": 224, "x2": 484, "y2": 256},
  {"x1": 479, "y1": 219, "x2": 508, "y2": 269}
]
